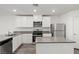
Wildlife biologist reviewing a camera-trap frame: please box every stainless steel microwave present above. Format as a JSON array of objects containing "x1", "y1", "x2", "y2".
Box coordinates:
[{"x1": 33, "y1": 21, "x2": 42, "y2": 27}]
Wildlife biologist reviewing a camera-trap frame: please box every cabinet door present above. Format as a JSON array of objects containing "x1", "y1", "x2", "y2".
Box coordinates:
[
  {"x1": 19, "y1": 35, "x2": 23, "y2": 45},
  {"x1": 33, "y1": 15, "x2": 42, "y2": 21},
  {"x1": 26, "y1": 16, "x2": 33, "y2": 27},
  {"x1": 12, "y1": 35, "x2": 22, "y2": 52},
  {"x1": 43, "y1": 16, "x2": 51, "y2": 27},
  {"x1": 43, "y1": 33, "x2": 51, "y2": 37},
  {"x1": 16, "y1": 16, "x2": 26, "y2": 27},
  {"x1": 22, "y1": 34, "x2": 27, "y2": 43},
  {"x1": 16, "y1": 16, "x2": 33, "y2": 27},
  {"x1": 13, "y1": 37, "x2": 18, "y2": 52},
  {"x1": 22, "y1": 34, "x2": 32, "y2": 43}
]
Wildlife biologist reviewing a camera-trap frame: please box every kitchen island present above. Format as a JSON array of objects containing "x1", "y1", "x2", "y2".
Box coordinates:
[
  {"x1": 0, "y1": 34, "x2": 21, "y2": 54},
  {"x1": 0, "y1": 35, "x2": 13, "y2": 54},
  {"x1": 36, "y1": 37, "x2": 76, "y2": 54}
]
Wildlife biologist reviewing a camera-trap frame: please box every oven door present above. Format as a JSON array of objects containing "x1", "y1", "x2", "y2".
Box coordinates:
[{"x1": 32, "y1": 31, "x2": 42, "y2": 42}]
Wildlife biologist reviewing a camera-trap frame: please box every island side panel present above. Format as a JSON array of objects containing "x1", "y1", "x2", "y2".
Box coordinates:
[{"x1": 36, "y1": 43, "x2": 75, "y2": 54}]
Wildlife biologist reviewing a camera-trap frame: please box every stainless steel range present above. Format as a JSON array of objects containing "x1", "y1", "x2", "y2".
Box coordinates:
[{"x1": 32, "y1": 21, "x2": 42, "y2": 42}]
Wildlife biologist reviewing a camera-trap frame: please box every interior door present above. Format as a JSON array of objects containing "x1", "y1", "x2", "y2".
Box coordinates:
[{"x1": 73, "y1": 16, "x2": 79, "y2": 48}]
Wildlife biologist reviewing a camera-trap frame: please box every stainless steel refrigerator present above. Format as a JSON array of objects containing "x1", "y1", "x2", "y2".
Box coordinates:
[{"x1": 51, "y1": 23, "x2": 66, "y2": 38}]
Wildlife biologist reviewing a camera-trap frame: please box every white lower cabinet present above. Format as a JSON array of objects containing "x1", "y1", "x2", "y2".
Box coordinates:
[
  {"x1": 12, "y1": 35, "x2": 22, "y2": 52},
  {"x1": 43, "y1": 33, "x2": 52, "y2": 37},
  {"x1": 12, "y1": 34, "x2": 32, "y2": 52},
  {"x1": 22, "y1": 34, "x2": 32, "y2": 44}
]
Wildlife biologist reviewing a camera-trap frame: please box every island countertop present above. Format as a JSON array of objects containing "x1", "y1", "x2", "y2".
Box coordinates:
[
  {"x1": 0, "y1": 34, "x2": 21, "y2": 46},
  {"x1": 36, "y1": 37, "x2": 76, "y2": 43},
  {"x1": 0, "y1": 35, "x2": 13, "y2": 46},
  {"x1": 0, "y1": 35, "x2": 12, "y2": 42}
]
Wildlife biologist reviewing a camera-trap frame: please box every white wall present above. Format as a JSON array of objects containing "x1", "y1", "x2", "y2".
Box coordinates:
[
  {"x1": 0, "y1": 16, "x2": 16, "y2": 34},
  {"x1": 59, "y1": 10, "x2": 79, "y2": 48},
  {"x1": 51, "y1": 16, "x2": 62, "y2": 24},
  {"x1": 60, "y1": 10, "x2": 79, "y2": 40}
]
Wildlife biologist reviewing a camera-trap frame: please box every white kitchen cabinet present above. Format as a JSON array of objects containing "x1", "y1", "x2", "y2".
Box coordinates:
[
  {"x1": 16, "y1": 16, "x2": 26, "y2": 27},
  {"x1": 16, "y1": 16, "x2": 33, "y2": 27},
  {"x1": 33, "y1": 15, "x2": 42, "y2": 21},
  {"x1": 42, "y1": 16, "x2": 51, "y2": 27},
  {"x1": 26, "y1": 16, "x2": 33, "y2": 27},
  {"x1": 43, "y1": 33, "x2": 52, "y2": 37},
  {"x1": 12, "y1": 33, "x2": 32, "y2": 52},
  {"x1": 12, "y1": 35, "x2": 22, "y2": 52},
  {"x1": 22, "y1": 34, "x2": 32, "y2": 43}
]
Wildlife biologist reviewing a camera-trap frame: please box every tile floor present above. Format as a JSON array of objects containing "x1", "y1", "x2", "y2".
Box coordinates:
[{"x1": 15, "y1": 44, "x2": 79, "y2": 54}]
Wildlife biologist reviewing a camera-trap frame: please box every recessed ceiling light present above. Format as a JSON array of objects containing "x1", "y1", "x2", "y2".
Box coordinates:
[
  {"x1": 33, "y1": 9, "x2": 37, "y2": 12},
  {"x1": 52, "y1": 10, "x2": 55, "y2": 12},
  {"x1": 13, "y1": 9, "x2": 16, "y2": 12}
]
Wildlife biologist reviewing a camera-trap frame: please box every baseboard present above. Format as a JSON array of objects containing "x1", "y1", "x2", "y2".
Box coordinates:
[
  {"x1": 23, "y1": 43, "x2": 36, "y2": 45},
  {"x1": 13, "y1": 44, "x2": 23, "y2": 54}
]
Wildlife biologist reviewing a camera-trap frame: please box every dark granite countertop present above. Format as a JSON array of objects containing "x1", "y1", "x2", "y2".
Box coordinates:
[
  {"x1": 13, "y1": 27, "x2": 51, "y2": 34},
  {"x1": 14, "y1": 31, "x2": 50, "y2": 33},
  {"x1": 36, "y1": 37, "x2": 76, "y2": 43},
  {"x1": 0, "y1": 35, "x2": 12, "y2": 42},
  {"x1": 14, "y1": 31, "x2": 33, "y2": 34}
]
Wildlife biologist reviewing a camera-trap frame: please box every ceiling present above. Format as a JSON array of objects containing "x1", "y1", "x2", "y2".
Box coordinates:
[{"x1": 0, "y1": 4, "x2": 79, "y2": 16}]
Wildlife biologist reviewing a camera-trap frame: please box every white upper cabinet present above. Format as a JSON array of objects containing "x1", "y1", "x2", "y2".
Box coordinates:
[
  {"x1": 26, "y1": 16, "x2": 33, "y2": 27},
  {"x1": 42, "y1": 16, "x2": 51, "y2": 27},
  {"x1": 16, "y1": 15, "x2": 51, "y2": 27},
  {"x1": 33, "y1": 15, "x2": 42, "y2": 21},
  {"x1": 16, "y1": 16, "x2": 26, "y2": 27},
  {"x1": 16, "y1": 16, "x2": 33, "y2": 27}
]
